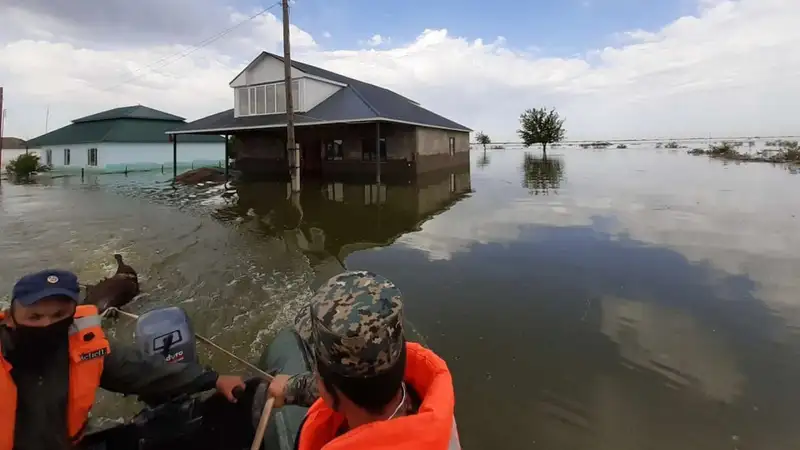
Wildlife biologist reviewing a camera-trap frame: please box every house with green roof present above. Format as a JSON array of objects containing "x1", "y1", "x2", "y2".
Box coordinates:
[
  {"x1": 27, "y1": 105, "x2": 225, "y2": 173},
  {"x1": 167, "y1": 52, "x2": 472, "y2": 180}
]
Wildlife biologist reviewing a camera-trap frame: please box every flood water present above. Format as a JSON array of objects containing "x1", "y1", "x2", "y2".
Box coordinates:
[{"x1": 2, "y1": 146, "x2": 800, "y2": 449}]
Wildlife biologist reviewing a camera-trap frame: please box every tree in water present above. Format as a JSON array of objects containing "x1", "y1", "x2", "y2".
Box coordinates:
[
  {"x1": 475, "y1": 131, "x2": 491, "y2": 151},
  {"x1": 517, "y1": 107, "x2": 566, "y2": 158},
  {"x1": 521, "y1": 152, "x2": 564, "y2": 195}
]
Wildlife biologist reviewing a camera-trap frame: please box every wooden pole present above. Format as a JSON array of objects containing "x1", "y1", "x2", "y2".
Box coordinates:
[
  {"x1": 172, "y1": 135, "x2": 178, "y2": 183},
  {"x1": 375, "y1": 121, "x2": 381, "y2": 184},
  {"x1": 224, "y1": 134, "x2": 230, "y2": 180},
  {"x1": 282, "y1": 0, "x2": 299, "y2": 192}
]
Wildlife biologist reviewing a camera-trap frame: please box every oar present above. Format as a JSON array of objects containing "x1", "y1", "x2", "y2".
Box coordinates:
[{"x1": 103, "y1": 307, "x2": 278, "y2": 450}]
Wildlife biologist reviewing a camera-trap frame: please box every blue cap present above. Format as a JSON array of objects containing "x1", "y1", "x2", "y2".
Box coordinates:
[{"x1": 12, "y1": 270, "x2": 81, "y2": 306}]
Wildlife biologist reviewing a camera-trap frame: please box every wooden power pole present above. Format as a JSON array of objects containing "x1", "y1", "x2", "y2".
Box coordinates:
[{"x1": 282, "y1": 0, "x2": 300, "y2": 192}]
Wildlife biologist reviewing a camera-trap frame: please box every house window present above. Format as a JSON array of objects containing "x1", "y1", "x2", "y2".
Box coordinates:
[
  {"x1": 237, "y1": 88, "x2": 249, "y2": 116},
  {"x1": 362, "y1": 138, "x2": 387, "y2": 161},
  {"x1": 449, "y1": 137, "x2": 456, "y2": 156},
  {"x1": 266, "y1": 85, "x2": 276, "y2": 113},
  {"x1": 87, "y1": 148, "x2": 98, "y2": 167},
  {"x1": 324, "y1": 140, "x2": 344, "y2": 161},
  {"x1": 237, "y1": 80, "x2": 302, "y2": 116},
  {"x1": 276, "y1": 83, "x2": 286, "y2": 114},
  {"x1": 255, "y1": 85, "x2": 266, "y2": 114},
  {"x1": 63, "y1": 148, "x2": 71, "y2": 165}
]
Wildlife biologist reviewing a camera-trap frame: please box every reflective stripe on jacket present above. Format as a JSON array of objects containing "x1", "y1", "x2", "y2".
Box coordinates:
[
  {"x1": 297, "y1": 342, "x2": 461, "y2": 450},
  {"x1": 0, "y1": 305, "x2": 110, "y2": 450}
]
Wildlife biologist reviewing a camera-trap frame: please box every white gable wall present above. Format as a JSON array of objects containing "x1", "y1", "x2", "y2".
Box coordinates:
[
  {"x1": 230, "y1": 54, "x2": 305, "y2": 87},
  {"x1": 303, "y1": 77, "x2": 342, "y2": 111}
]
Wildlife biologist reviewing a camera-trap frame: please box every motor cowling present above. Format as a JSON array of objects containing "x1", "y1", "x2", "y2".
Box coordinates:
[{"x1": 134, "y1": 306, "x2": 198, "y2": 364}]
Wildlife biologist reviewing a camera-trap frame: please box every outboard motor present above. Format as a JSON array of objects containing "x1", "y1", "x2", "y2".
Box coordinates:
[{"x1": 134, "y1": 306, "x2": 198, "y2": 364}]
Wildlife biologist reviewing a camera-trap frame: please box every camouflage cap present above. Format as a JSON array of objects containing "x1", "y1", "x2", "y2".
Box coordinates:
[{"x1": 309, "y1": 270, "x2": 405, "y2": 378}]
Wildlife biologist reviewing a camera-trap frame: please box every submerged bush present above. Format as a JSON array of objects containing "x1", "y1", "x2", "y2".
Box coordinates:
[
  {"x1": 617, "y1": 144, "x2": 628, "y2": 149},
  {"x1": 708, "y1": 141, "x2": 736, "y2": 156},
  {"x1": 664, "y1": 141, "x2": 680, "y2": 149},
  {"x1": 5, "y1": 153, "x2": 48, "y2": 181}
]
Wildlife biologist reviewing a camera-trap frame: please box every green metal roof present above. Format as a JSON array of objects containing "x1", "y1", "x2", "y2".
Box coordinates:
[
  {"x1": 73, "y1": 105, "x2": 185, "y2": 123},
  {"x1": 28, "y1": 105, "x2": 224, "y2": 147}
]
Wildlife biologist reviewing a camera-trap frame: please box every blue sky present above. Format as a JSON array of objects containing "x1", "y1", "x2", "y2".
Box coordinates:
[{"x1": 273, "y1": 0, "x2": 691, "y2": 56}]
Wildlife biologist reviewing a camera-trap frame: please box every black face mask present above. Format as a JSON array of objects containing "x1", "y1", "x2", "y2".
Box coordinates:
[{"x1": 8, "y1": 316, "x2": 74, "y2": 365}]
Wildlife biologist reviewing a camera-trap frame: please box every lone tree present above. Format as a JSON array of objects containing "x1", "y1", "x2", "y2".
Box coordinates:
[
  {"x1": 475, "y1": 131, "x2": 491, "y2": 151},
  {"x1": 517, "y1": 107, "x2": 566, "y2": 158}
]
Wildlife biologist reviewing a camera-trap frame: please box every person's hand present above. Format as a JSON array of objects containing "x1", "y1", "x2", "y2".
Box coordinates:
[
  {"x1": 268, "y1": 374, "x2": 291, "y2": 408},
  {"x1": 216, "y1": 375, "x2": 246, "y2": 403}
]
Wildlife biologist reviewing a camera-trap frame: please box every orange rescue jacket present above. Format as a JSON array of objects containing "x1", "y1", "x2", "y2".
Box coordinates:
[
  {"x1": 0, "y1": 305, "x2": 110, "y2": 450},
  {"x1": 297, "y1": 342, "x2": 461, "y2": 450}
]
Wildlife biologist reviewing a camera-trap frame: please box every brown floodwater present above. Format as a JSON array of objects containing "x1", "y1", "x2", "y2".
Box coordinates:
[{"x1": 1, "y1": 144, "x2": 799, "y2": 449}]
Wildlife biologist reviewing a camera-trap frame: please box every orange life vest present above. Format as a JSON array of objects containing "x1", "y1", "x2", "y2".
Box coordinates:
[
  {"x1": 0, "y1": 305, "x2": 110, "y2": 450},
  {"x1": 297, "y1": 342, "x2": 462, "y2": 450}
]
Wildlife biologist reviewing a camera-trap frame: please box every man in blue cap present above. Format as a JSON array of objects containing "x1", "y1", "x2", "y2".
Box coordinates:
[{"x1": 0, "y1": 269, "x2": 247, "y2": 450}]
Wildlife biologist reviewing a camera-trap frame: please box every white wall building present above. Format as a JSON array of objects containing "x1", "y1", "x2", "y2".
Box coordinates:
[{"x1": 27, "y1": 105, "x2": 225, "y2": 174}]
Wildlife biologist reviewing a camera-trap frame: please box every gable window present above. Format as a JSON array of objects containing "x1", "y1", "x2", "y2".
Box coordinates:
[
  {"x1": 87, "y1": 148, "x2": 98, "y2": 167},
  {"x1": 448, "y1": 137, "x2": 456, "y2": 156},
  {"x1": 236, "y1": 80, "x2": 301, "y2": 117},
  {"x1": 255, "y1": 85, "x2": 266, "y2": 114},
  {"x1": 63, "y1": 148, "x2": 71, "y2": 165},
  {"x1": 362, "y1": 138, "x2": 387, "y2": 161},
  {"x1": 324, "y1": 140, "x2": 344, "y2": 161}
]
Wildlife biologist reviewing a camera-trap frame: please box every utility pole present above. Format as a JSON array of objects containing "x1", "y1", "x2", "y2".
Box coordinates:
[
  {"x1": 0, "y1": 87, "x2": 5, "y2": 170},
  {"x1": 282, "y1": 0, "x2": 300, "y2": 192}
]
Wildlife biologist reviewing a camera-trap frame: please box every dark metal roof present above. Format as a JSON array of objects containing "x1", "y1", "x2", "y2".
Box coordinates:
[
  {"x1": 1, "y1": 137, "x2": 27, "y2": 149},
  {"x1": 73, "y1": 105, "x2": 185, "y2": 123},
  {"x1": 172, "y1": 52, "x2": 471, "y2": 134},
  {"x1": 28, "y1": 106, "x2": 224, "y2": 147}
]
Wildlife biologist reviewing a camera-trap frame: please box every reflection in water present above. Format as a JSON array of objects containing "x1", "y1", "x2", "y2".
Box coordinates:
[
  {"x1": 521, "y1": 153, "x2": 565, "y2": 195},
  {"x1": 219, "y1": 167, "x2": 472, "y2": 286},
  {"x1": 600, "y1": 296, "x2": 743, "y2": 403},
  {"x1": 477, "y1": 151, "x2": 491, "y2": 170}
]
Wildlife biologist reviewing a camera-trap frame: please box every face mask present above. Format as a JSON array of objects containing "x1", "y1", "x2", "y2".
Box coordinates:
[{"x1": 9, "y1": 316, "x2": 74, "y2": 363}]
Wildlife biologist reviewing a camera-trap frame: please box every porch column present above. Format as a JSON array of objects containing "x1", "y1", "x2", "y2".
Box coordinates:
[
  {"x1": 291, "y1": 141, "x2": 301, "y2": 192},
  {"x1": 375, "y1": 121, "x2": 381, "y2": 184},
  {"x1": 224, "y1": 134, "x2": 230, "y2": 180},
  {"x1": 172, "y1": 134, "x2": 178, "y2": 183}
]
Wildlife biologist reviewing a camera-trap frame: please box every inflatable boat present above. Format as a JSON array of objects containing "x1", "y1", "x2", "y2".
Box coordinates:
[{"x1": 79, "y1": 306, "x2": 313, "y2": 450}]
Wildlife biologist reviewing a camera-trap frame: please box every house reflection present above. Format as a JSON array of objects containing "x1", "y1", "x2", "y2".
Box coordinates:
[{"x1": 221, "y1": 167, "x2": 472, "y2": 284}]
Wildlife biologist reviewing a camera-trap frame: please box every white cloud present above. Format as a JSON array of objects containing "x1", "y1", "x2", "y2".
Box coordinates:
[
  {"x1": 360, "y1": 34, "x2": 389, "y2": 47},
  {"x1": 322, "y1": 31, "x2": 332, "y2": 39},
  {"x1": 1, "y1": 0, "x2": 799, "y2": 141}
]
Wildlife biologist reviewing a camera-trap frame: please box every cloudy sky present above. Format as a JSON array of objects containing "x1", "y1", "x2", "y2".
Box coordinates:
[{"x1": 1, "y1": 0, "x2": 798, "y2": 142}]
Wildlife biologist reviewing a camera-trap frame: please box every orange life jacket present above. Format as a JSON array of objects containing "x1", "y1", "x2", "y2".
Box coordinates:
[
  {"x1": 0, "y1": 305, "x2": 110, "y2": 450},
  {"x1": 297, "y1": 342, "x2": 462, "y2": 450}
]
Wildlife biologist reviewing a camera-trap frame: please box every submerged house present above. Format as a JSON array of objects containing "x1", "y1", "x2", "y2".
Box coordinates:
[
  {"x1": 167, "y1": 52, "x2": 472, "y2": 179},
  {"x1": 0, "y1": 137, "x2": 38, "y2": 169},
  {"x1": 27, "y1": 105, "x2": 225, "y2": 173}
]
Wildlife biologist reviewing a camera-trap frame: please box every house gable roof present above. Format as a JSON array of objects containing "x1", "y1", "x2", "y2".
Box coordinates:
[
  {"x1": 27, "y1": 105, "x2": 223, "y2": 147},
  {"x1": 73, "y1": 105, "x2": 185, "y2": 123},
  {"x1": 180, "y1": 52, "x2": 471, "y2": 134},
  {"x1": 1, "y1": 137, "x2": 27, "y2": 149}
]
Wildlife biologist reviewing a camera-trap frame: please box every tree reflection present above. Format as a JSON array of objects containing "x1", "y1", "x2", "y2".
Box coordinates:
[
  {"x1": 477, "y1": 151, "x2": 491, "y2": 170},
  {"x1": 521, "y1": 152, "x2": 564, "y2": 195}
]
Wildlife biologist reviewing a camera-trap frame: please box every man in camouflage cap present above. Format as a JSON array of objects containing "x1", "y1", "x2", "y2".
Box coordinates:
[{"x1": 266, "y1": 271, "x2": 461, "y2": 450}]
